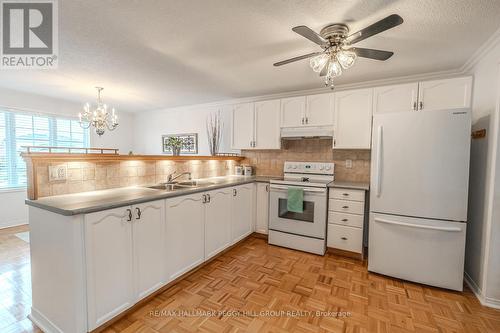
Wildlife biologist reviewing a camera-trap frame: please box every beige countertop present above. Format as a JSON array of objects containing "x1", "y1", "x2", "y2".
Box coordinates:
[{"x1": 328, "y1": 180, "x2": 370, "y2": 191}]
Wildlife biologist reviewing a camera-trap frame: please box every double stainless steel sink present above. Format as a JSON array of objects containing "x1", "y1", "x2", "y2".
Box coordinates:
[{"x1": 146, "y1": 180, "x2": 216, "y2": 191}]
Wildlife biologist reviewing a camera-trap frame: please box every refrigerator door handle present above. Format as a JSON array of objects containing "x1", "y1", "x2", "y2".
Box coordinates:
[
  {"x1": 374, "y1": 218, "x2": 462, "y2": 232},
  {"x1": 375, "y1": 125, "x2": 383, "y2": 197}
]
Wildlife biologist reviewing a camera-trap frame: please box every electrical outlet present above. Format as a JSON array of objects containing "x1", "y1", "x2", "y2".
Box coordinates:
[
  {"x1": 48, "y1": 165, "x2": 67, "y2": 182},
  {"x1": 345, "y1": 159, "x2": 353, "y2": 169}
]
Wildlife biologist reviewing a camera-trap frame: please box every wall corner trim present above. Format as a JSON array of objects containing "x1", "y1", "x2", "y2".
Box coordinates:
[{"x1": 464, "y1": 272, "x2": 500, "y2": 309}]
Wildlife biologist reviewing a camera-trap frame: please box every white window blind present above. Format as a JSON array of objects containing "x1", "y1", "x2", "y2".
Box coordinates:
[{"x1": 0, "y1": 110, "x2": 90, "y2": 189}]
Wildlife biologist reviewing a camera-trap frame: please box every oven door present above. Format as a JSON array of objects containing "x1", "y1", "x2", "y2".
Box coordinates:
[{"x1": 269, "y1": 184, "x2": 327, "y2": 239}]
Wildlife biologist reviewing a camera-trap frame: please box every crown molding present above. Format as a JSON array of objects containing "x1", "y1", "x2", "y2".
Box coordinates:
[
  {"x1": 460, "y1": 26, "x2": 500, "y2": 74},
  {"x1": 146, "y1": 69, "x2": 465, "y2": 114}
]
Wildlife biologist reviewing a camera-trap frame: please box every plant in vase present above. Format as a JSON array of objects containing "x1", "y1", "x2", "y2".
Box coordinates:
[
  {"x1": 207, "y1": 111, "x2": 222, "y2": 156},
  {"x1": 166, "y1": 136, "x2": 183, "y2": 156}
]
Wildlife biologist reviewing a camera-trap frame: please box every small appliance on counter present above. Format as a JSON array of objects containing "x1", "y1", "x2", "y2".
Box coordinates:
[
  {"x1": 243, "y1": 165, "x2": 253, "y2": 176},
  {"x1": 235, "y1": 165, "x2": 243, "y2": 175}
]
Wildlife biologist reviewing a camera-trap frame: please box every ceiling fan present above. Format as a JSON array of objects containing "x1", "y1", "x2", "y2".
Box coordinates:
[{"x1": 273, "y1": 14, "x2": 404, "y2": 88}]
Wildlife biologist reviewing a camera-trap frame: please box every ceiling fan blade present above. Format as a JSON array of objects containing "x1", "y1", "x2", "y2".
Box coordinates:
[
  {"x1": 273, "y1": 52, "x2": 322, "y2": 66},
  {"x1": 292, "y1": 26, "x2": 327, "y2": 46},
  {"x1": 353, "y1": 47, "x2": 394, "y2": 60},
  {"x1": 346, "y1": 14, "x2": 403, "y2": 45}
]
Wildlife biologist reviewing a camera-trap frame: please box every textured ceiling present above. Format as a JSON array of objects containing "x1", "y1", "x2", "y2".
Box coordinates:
[{"x1": 1, "y1": 0, "x2": 500, "y2": 112}]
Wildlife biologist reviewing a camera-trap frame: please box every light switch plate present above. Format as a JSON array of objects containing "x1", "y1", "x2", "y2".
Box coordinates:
[
  {"x1": 48, "y1": 165, "x2": 67, "y2": 182},
  {"x1": 345, "y1": 159, "x2": 353, "y2": 169}
]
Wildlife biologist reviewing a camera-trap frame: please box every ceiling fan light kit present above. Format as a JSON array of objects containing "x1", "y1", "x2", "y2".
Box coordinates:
[{"x1": 274, "y1": 14, "x2": 404, "y2": 89}]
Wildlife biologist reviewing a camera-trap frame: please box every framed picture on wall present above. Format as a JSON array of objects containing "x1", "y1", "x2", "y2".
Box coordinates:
[{"x1": 162, "y1": 133, "x2": 198, "y2": 154}]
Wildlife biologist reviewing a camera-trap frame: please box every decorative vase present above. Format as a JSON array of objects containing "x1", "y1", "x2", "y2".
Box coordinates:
[{"x1": 172, "y1": 147, "x2": 181, "y2": 156}]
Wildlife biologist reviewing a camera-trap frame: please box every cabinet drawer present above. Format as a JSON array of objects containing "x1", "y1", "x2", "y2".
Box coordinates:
[
  {"x1": 327, "y1": 224, "x2": 363, "y2": 253},
  {"x1": 328, "y1": 212, "x2": 364, "y2": 228},
  {"x1": 329, "y1": 199, "x2": 364, "y2": 215},
  {"x1": 329, "y1": 188, "x2": 365, "y2": 202}
]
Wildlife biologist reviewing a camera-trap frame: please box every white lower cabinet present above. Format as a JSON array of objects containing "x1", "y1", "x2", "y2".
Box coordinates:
[
  {"x1": 132, "y1": 201, "x2": 166, "y2": 300},
  {"x1": 327, "y1": 188, "x2": 366, "y2": 255},
  {"x1": 204, "y1": 188, "x2": 232, "y2": 259},
  {"x1": 255, "y1": 183, "x2": 269, "y2": 234},
  {"x1": 165, "y1": 193, "x2": 205, "y2": 281},
  {"x1": 231, "y1": 184, "x2": 255, "y2": 243},
  {"x1": 85, "y1": 200, "x2": 165, "y2": 331}
]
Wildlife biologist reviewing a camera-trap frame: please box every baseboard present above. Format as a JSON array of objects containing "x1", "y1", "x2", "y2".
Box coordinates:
[
  {"x1": 29, "y1": 307, "x2": 64, "y2": 333},
  {"x1": 327, "y1": 247, "x2": 363, "y2": 261},
  {"x1": 0, "y1": 219, "x2": 27, "y2": 230},
  {"x1": 252, "y1": 231, "x2": 268, "y2": 239},
  {"x1": 464, "y1": 272, "x2": 500, "y2": 309}
]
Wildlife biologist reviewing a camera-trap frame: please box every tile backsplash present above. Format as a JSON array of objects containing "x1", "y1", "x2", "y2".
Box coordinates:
[
  {"x1": 241, "y1": 139, "x2": 370, "y2": 182},
  {"x1": 35, "y1": 159, "x2": 237, "y2": 198}
]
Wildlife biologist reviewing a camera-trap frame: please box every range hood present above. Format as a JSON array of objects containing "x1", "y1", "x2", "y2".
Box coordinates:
[{"x1": 281, "y1": 126, "x2": 334, "y2": 139}]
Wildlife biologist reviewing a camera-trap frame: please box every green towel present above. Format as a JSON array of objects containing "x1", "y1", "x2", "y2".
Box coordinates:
[{"x1": 287, "y1": 187, "x2": 304, "y2": 213}]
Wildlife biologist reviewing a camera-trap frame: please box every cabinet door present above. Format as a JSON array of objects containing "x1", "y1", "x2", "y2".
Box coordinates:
[
  {"x1": 165, "y1": 194, "x2": 205, "y2": 280},
  {"x1": 306, "y1": 93, "x2": 334, "y2": 126},
  {"x1": 254, "y1": 100, "x2": 281, "y2": 149},
  {"x1": 231, "y1": 103, "x2": 254, "y2": 149},
  {"x1": 231, "y1": 184, "x2": 255, "y2": 243},
  {"x1": 132, "y1": 200, "x2": 165, "y2": 301},
  {"x1": 373, "y1": 83, "x2": 419, "y2": 114},
  {"x1": 255, "y1": 183, "x2": 269, "y2": 234},
  {"x1": 204, "y1": 188, "x2": 232, "y2": 260},
  {"x1": 85, "y1": 207, "x2": 134, "y2": 330},
  {"x1": 334, "y1": 88, "x2": 373, "y2": 149},
  {"x1": 418, "y1": 77, "x2": 472, "y2": 111},
  {"x1": 281, "y1": 96, "x2": 305, "y2": 127}
]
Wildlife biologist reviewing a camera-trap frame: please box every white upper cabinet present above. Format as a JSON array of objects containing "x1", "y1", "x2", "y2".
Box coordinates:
[
  {"x1": 231, "y1": 100, "x2": 280, "y2": 150},
  {"x1": 418, "y1": 77, "x2": 472, "y2": 111},
  {"x1": 306, "y1": 93, "x2": 334, "y2": 126},
  {"x1": 132, "y1": 200, "x2": 165, "y2": 301},
  {"x1": 231, "y1": 103, "x2": 254, "y2": 149},
  {"x1": 281, "y1": 96, "x2": 306, "y2": 127},
  {"x1": 334, "y1": 88, "x2": 373, "y2": 149},
  {"x1": 254, "y1": 100, "x2": 281, "y2": 149},
  {"x1": 165, "y1": 193, "x2": 205, "y2": 281},
  {"x1": 204, "y1": 188, "x2": 232, "y2": 260},
  {"x1": 373, "y1": 83, "x2": 419, "y2": 114},
  {"x1": 373, "y1": 77, "x2": 472, "y2": 114}
]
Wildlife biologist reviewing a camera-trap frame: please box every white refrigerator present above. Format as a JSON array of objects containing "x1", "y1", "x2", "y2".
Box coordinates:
[{"x1": 368, "y1": 108, "x2": 471, "y2": 291}]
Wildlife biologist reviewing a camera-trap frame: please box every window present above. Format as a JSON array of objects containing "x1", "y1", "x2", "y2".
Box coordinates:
[{"x1": 0, "y1": 110, "x2": 90, "y2": 189}]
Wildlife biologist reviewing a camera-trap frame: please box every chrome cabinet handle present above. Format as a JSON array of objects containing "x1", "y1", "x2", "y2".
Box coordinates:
[
  {"x1": 126, "y1": 209, "x2": 132, "y2": 222},
  {"x1": 207, "y1": 194, "x2": 211, "y2": 203},
  {"x1": 419, "y1": 101, "x2": 423, "y2": 110},
  {"x1": 341, "y1": 237, "x2": 348, "y2": 240},
  {"x1": 202, "y1": 194, "x2": 207, "y2": 203},
  {"x1": 233, "y1": 189, "x2": 237, "y2": 196},
  {"x1": 135, "y1": 207, "x2": 141, "y2": 220},
  {"x1": 341, "y1": 218, "x2": 348, "y2": 222},
  {"x1": 342, "y1": 206, "x2": 349, "y2": 209},
  {"x1": 301, "y1": 118, "x2": 304, "y2": 125},
  {"x1": 305, "y1": 117, "x2": 309, "y2": 124},
  {"x1": 413, "y1": 101, "x2": 417, "y2": 111},
  {"x1": 265, "y1": 184, "x2": 269, "y2": 192},
  {"x1": 342, "y1": 193, "x2": 349, "y2": 196}
]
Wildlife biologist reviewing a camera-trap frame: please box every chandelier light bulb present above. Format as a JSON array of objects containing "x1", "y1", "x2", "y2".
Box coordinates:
[
  {"x1": 327, "y1": 60, "x2": 342, "y2": 78},
  {"x1": 79, "y1": 87, "x2": 119, "y2": 136},
  {"x1": 309, "y1": 53, "x2": 329, "y2": 73},
  {"x1": 337, "y1": 50, "x2": 357, "y2": 69}
]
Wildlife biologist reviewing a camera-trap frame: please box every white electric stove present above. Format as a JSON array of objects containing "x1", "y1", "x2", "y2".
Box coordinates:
[{"x1": 268, "y1": 161, "x2": 334, "y2": 255}]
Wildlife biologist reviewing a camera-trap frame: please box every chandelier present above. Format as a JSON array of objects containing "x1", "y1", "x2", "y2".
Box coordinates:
[
  {"x1": 79, "y1": 87, "x2": 118, "y2": 136},
  {"x1": 309, "y1": 46, "x2": 357, "y2": 88}
]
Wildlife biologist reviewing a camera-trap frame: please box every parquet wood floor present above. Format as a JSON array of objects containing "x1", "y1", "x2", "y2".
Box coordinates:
[{"x1": 0, "y1": 226, "x2": 499, "y2": 333}]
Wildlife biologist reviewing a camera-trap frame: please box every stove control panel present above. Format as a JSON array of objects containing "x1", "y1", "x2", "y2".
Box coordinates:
[{"x1": 284, "y1": 161, "x2": 335, "y2": 175}]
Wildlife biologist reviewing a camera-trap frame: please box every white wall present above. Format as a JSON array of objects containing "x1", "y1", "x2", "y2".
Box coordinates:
[
  {"x1": 465, "y1": 38, "x2": 500, "y2": 308},
  {"x1": 0, "y1": 87, "x2": 134, "y2": 228},
  {"x1": 132, "y1": 105, "x2": 237, "y2": 155}
]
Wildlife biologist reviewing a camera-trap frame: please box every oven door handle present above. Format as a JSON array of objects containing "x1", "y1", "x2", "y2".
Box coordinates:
[{"x1": 269, "y1": 184, "x2": 326, "y2": 193}]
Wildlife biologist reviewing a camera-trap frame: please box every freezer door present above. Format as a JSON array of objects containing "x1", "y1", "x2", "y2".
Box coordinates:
[
  {"x1": 368, "y1": 213, "x2": 466, "y2": 291},
  {"x1": 370, "y1": 108, "x2": 471, "y2": 221}
]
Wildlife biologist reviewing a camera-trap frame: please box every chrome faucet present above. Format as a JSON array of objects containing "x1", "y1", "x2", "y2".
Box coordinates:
[{"x1": 166, "y1": 171, "x2": 192, "y2": 183}]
